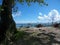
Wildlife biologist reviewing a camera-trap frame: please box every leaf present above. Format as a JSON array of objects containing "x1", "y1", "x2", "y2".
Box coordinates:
[{"x1": 19, "y1": 0, "x2": 24, "y2": 3}]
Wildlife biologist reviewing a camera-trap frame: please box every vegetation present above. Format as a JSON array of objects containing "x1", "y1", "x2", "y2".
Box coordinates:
[
  {"x1": 36, "y1": 24, "x2": 43, "y2": 28},
  {"x1": 0, "y1": 0, "x2": 47, "y2": 43},
  {"x1": 2, "y1": 28, "x2": 59, "y2": 45},
  {"x1": 53, "y1": 23, "x2": 60, "y2": 28},
  {"x1": 0, "y1": 0, "x2": 60, "y2": 45}
]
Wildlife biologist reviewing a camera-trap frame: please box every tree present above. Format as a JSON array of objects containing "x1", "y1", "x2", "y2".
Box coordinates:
[
  {"x1": 36, "y1": 24, "x2": 43, "y2": 28},
  {"x1": 0, "y1": 0, "x2": 47, "y2": 43}
]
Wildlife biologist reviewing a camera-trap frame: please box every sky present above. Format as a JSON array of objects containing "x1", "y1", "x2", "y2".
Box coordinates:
[{"x1": 0, "y1": 0, "x2": 60, "y2": 23}]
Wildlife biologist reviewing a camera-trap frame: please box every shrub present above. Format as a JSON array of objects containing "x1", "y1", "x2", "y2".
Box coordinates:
[
  {"x1": 14, "y1": 31, "x2": 26, "y2": 40},
  {"x1": 35, "y1": 24, "x2": 43, "y2": 28},
  {"x1": 53, "y1": 23, "x2": 60, "y2": 28}
]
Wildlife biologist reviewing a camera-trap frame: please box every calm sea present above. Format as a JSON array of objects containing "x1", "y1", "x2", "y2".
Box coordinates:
[
  {"x1": 16, "y1": 23, "x2": 52, "y2": 28},
  {"x1": 16, "y1": 23, "x2": 39, "y2": 28}
]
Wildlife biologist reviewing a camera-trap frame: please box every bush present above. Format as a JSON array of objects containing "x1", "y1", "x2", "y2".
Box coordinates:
[
  {"x1": 35, "y1": 24, "x2": 43, "y2": 28},
  {"x1": 14, "y1": 31, "x2": 26, "y2": 40},
  {"x1": 53, "y1": 23, "x2": 60, "y2": 28}
]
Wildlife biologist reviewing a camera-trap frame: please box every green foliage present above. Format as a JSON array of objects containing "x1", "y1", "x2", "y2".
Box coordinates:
[
  {"x1": 36, "y1": 24, "x2": 43, "y2": 28},
  {"x1": 18, "y1": 0, "x2": 47, "y2": 6},
  {"x1": 14, "y1": 31, "x2": 26, "y2": 40},
  {"x1": 0, "y1": 5, "x2": 4, "y2": 12},
  {"x1": 19, "y1": 0, "x2": 24, "y2": 3},
  {"x1": 13, "y1": 0, "x2": 47, "y2": 7},
  {"x1": 0, "y1": 0, "x2": 47, "y2": 13},
  {"x1": 12, "y1": 0, "x2": 47, "y2": 13},
  {"x1": 53, "y1": 23, "x2": 60, "y2": 28}
]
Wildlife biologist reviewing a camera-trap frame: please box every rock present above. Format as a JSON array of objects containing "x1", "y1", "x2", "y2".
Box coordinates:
[
  {"x1": 52, "y1": 43, "x2": 60, "y2": 45},
  {"x1": 54, "y1": 38, "x2": 60, "y2": 43},
  {"x1": 48, "y1": 32, "x2": 56, "y2": 36},
  {"x1": 16, "y1": 27, "x2": 60, "y2": 45},
  {"x1": 37, "y1": 33, "x2": 50, "y2": 44}
]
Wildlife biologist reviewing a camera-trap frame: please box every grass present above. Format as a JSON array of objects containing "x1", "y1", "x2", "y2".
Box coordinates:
[{"x1": 14, "y1": 31, "x2": 26, "y2": 40}]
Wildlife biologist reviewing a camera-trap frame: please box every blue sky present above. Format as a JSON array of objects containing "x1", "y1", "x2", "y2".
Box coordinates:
[
  {"x1": 13, "y1": 0, "x2": 60, "y2": 23},
  {"x1": 0, "y1": 0, "x2": 60, "y2": 23}
]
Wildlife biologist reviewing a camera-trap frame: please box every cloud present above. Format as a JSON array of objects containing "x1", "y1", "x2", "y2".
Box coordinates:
[
  {"x1": 39, "y1": 12, "x2": 42, "y2": 16},
  {"x1": 12, "y1": 11, "x2": 21, "y2": 17},
  {"x1": 38, "y1": 9, "x2": 60, "y2": 23}
]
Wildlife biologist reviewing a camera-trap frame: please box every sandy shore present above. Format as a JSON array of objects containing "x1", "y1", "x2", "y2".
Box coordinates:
[{"x1": 16, "y1": 27, "x2": 60, "y2": 45}]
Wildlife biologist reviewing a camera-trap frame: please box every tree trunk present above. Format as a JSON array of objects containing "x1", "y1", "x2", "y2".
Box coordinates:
[{"x1": 0, "y1": 0, "x2": 17, "y2": 43}]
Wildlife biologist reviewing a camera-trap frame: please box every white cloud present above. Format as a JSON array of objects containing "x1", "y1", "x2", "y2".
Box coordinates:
[
  {"x1": 39, "y1": 12, "x2": 42, "y2": 16},
  {"x1": 38, "y1": 9, "x2": 60, "y2": 23},
  {"x1": 38, "y1": 16, "x2": 43, "y2": 20},
  {"x1": 12, "y1": 11, "x2": 21, "y2": 17}
]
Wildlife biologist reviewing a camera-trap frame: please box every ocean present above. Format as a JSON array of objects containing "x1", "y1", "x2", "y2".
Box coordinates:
[
  {"x1": 16, "y1": 23, "x2": 38, "y2": 28},
  {"x1": 16, "y1": 23, "x2": 52, "y2": 28}
]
